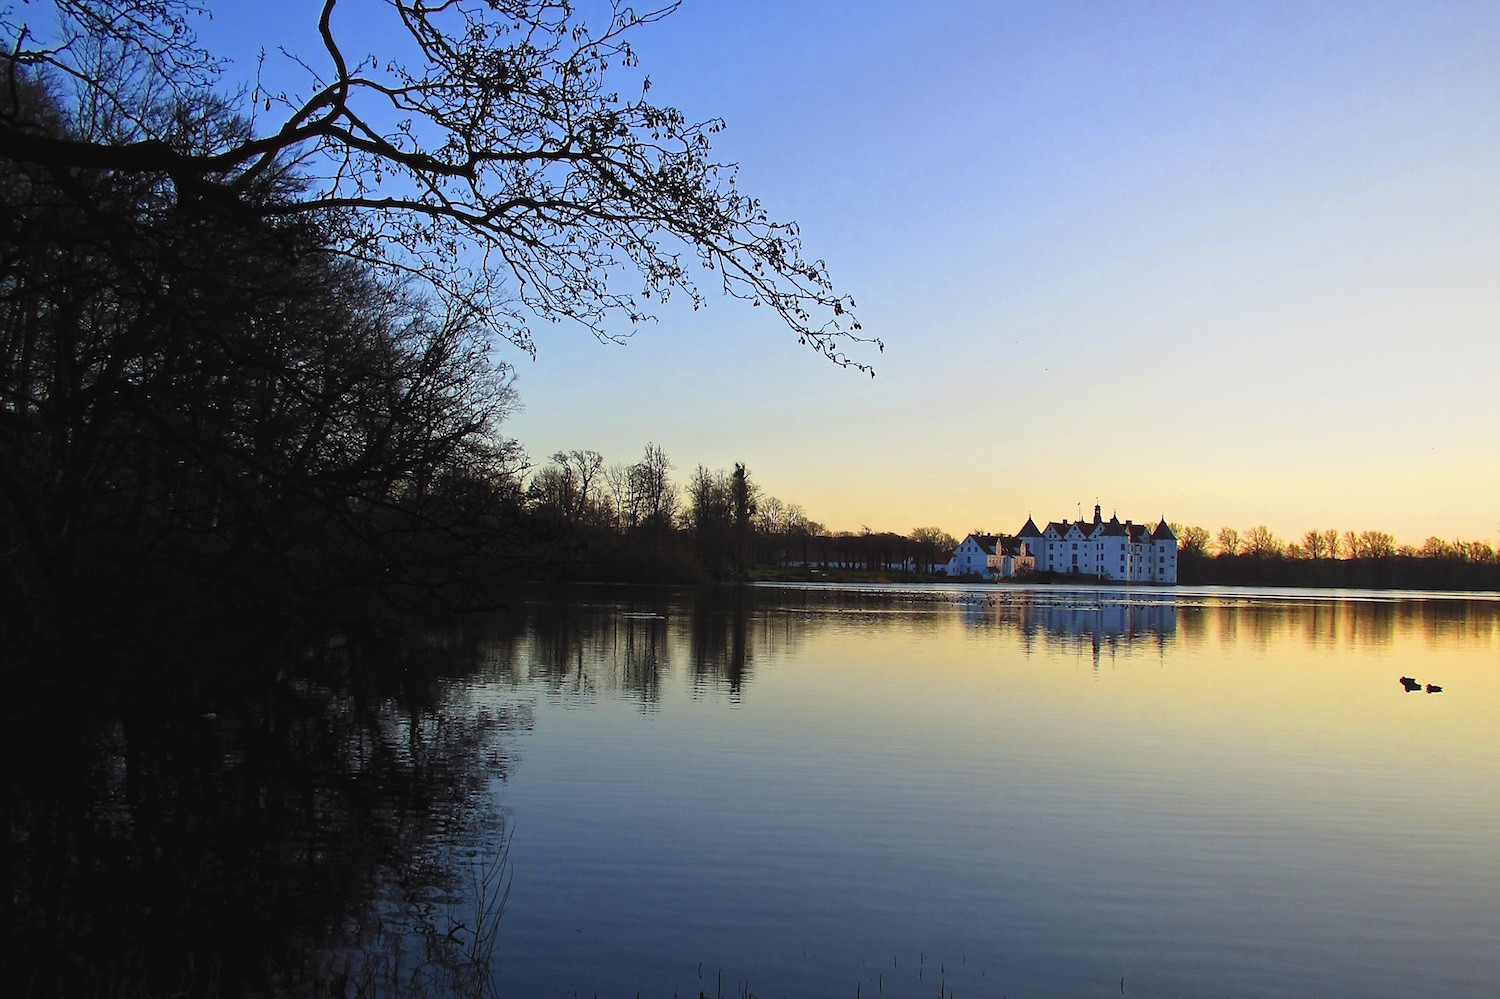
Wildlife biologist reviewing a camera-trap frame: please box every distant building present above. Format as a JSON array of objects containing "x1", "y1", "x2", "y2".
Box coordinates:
[
  {"x1": 1018, "y1": 505, "x2": 1177, "y2": 583},
  {"x1": 942, "y1": 533, "x2": 1035, "y2": 580},
  {"x1": 939, "y1": 505, "x2": 1177, "y2": 583}
]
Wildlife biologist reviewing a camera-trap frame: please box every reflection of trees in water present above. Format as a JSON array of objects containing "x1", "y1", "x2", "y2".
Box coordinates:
[
  {"x1": 0, "y1": 626, "x2": 526, "y2": 998},
  {"x1": 1171, "y1": 595, "x2": 1498, "y2": 652},
  {"x1": 687, "y1": 588, "x2": 752, "y2": 699},
  {"x1": 1332, "y1": 602, "x2": 1396, "y2": 649},
  {"x1": 495, "y1": 596, "x2": 675, "y2": 707},
  {"x1": 1182, "y1": 597, "x2": 1386, "y2": 650},
  {"x1": 494, "y1": 587, "x2": 822, "y2": 706},
  {"x1": 1174, "y1": 603, "x2": 1212, "y2": 651},
  {"x1": 1299, "y1": 601, "x2": 1341, "y2": 649},
  {"x1": 1416, "y1": 600, "x2": 1499, "y2": 646}
]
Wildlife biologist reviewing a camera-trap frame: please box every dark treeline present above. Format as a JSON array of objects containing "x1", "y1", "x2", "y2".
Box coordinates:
[
  {"x1": 1178, "y1": 551, "x2": 1500, "y2": 590},
  {"x1": 1173, "y1": 524, "x2": 1500, "y2": 590},
  {"x1": 0, "y1": 66, "x2": 538, "y2": 647},
  {"x1": 516, "y1": 445, "x2": 957, "y2": 582}
]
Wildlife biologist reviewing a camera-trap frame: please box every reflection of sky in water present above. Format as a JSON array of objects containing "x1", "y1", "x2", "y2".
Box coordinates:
[{"x1": 477, "y1": 586, "x2": 1500, "y2": 998}]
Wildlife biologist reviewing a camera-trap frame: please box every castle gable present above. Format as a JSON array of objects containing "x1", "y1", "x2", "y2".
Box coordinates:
[{"x1": 1020, "y1": 504, "x2": 1178, "y2": 584}]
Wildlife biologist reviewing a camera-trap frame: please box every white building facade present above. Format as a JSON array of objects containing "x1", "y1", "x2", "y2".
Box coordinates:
[
  {"x1": 942, "y1": 533, "x2": 1036, "y2": 580},
  {"x1": 1017, "y1": 505, "x2": 1177, "y2": 583}
]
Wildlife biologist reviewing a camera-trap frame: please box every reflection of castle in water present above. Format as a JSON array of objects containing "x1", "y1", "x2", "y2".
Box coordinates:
[{"x1": 960, "y1": 589, "x2": 1178, "y2": 662}]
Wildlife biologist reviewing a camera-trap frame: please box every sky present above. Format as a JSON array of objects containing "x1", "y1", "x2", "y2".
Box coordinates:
[{"x1": 195, "y1": 1, "x2": 1500, "y2": 545}]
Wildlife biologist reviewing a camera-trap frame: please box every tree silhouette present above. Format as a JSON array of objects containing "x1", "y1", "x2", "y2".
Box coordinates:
[
  {"x1": 2, "y1": 0, "x2": 874, "y2": 365},
  {"x1": 1241, "y1": 525, "x2": 1284, "y2": 558},
  {"x1": 1176, "y1": 525, "x2": 1211, "y2": 556}
]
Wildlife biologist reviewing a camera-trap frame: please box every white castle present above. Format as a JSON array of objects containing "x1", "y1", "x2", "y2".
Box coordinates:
[{"x1": 943, "y1": 505, "x2": 1178, "y2": 583}]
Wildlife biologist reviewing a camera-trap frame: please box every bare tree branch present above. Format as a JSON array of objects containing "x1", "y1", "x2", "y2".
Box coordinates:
[{"x1": 1, "y1": 0, "x2": 877, "y2": 368}]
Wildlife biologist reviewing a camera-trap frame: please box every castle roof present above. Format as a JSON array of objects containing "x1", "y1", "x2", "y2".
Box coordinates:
[
  {"x1": 1033, "y1": 509, "x2": 1173, "y2": 544},
  {"x1": 954, "y1": 532, "x2": 1001, "y2": 554}
]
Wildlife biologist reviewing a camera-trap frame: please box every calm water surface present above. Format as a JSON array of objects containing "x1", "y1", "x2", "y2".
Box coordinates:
[
  {"x1": 6, "y1": 584, "x2": 1498, "y2": 999},
  {"x1": 471, "y1": 585, "x2": 1500, "y2": 998}
]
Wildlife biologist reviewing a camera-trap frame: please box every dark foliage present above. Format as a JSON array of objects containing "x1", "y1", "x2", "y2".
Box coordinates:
[
  {"x1": 0, "y1": 73, "x2": 537, "y2": 650},
  {"x1": 1178, "y1": 551, "x2": 1500, "y2": 590}
]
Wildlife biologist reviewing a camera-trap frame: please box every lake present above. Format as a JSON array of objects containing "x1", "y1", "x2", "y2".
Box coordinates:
[{"x1": 4, "y1": 583, "x2": 1499, "y2": 998}]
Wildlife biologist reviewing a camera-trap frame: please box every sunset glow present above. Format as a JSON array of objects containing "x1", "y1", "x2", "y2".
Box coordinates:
[{"x1": 190, "y1": 1, "x2": 1500, "y2": 545}]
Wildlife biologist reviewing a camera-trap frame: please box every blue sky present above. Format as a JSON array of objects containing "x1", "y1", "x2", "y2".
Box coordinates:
[{"x1": 198, "y1": 1, "x2": 1500, "y2": 543}]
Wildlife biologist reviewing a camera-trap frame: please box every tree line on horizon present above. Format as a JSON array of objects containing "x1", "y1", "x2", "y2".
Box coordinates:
[
  {"x1": 519, "y1": 444, "x2": 960, "y2": 580},
  {"x1": 1171, "y1": 524, "x2": 1498, "y2": 563},
  {"x1": 1168, "y1": 523, "x2": 1500, "y2": 589}
]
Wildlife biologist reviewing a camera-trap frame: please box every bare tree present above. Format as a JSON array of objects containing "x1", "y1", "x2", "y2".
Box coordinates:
[
  {"x1": 911, "y1": 526, "x2": 958, "y2": 573},
  {"x1": 602, "y1": 462, "x2": 633, "y2": 531},
  {"x1": 1322, "y1": 529, "x2": 1341, "y2": 559},
  {"x1": 1341, "y1": 530, "x2": 1360, "y2": 559},
  {"x1": 2, "y1": 0, "x2": 876, "y2": 366},
  {"x1": 1177, "y1": 525, "x2": 1211, "y2": 555},
  {"x1": 1215, "y1": 527, "x2": 1240, "y2": 557},
  {"x1": 1355, "y1": 530, "x2": 1396, "y2": 558},
  {"x1": 754, "y1": 495, "x2": 786, "y2": 536},
  {"x1": 527, "y1": 459, "x2": 578, "y2": 519},
  {"x1": 629, "y1": 442, "x2": 675, "y2": 531},
  {"x1": 686, "y1": 463, "x2": 731, "y2": 570},
  {"x1": 550, "y1": 449, "x2": 604, "y2": 523},
  {"x1": 1420, "y1": 536, "x2": 1454, "y2": 559},
  {"x1": 1241, "y1": 525, "x2": 1284, "y2": 558}
]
